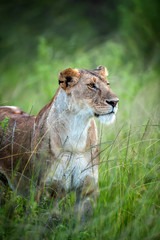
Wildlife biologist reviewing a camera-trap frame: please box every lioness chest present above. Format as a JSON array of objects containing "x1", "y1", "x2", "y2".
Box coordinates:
[{"x1": 46, "y1": 152, "x2": 98, "y2": 192}]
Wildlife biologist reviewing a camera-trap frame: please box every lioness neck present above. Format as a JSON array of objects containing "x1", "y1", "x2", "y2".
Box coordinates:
[{"x1": 47, "y1": 88, "x2": 92, "y2": 153}]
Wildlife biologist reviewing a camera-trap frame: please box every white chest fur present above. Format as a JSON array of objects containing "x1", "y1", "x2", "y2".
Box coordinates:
[
  {"x1": 59, "y1": 113, "x2": 91, "y2": 152},
  {"x1": 46, "y1": 89, "x2": 98, "y2": 191},
  {"x1": 47, "y1": 88, "x2": 93, "y2": 152},
  {"x1": 46, "y1": 152, "x2": 98, "y2": 191}
]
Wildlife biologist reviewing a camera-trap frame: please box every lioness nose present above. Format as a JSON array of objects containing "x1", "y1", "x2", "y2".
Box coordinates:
[{"x1": 106, "y1": 99, "x2": 119, "y2": 107}]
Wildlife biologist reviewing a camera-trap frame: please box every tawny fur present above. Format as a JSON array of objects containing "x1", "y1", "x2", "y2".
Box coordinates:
[{"x1": 0, "y1": 66, "x2": 119, "y2": 220}]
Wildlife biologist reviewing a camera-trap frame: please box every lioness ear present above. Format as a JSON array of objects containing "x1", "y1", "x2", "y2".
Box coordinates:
[
  {"x1": 94, "y1": 65, "x2": 108, "y2": 77},
  {"x1": 58, "y1": 68, "x2": 80, "y2": 92}
]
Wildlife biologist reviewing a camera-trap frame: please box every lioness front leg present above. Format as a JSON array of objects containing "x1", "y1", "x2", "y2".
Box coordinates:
[{"x1": 74, "y1": 175, "x2": 99, "y2": 222}]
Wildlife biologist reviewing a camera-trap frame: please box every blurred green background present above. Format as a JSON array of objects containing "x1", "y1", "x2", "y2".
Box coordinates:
[
  {"x1": 0, "y1": 1, "x2": 160, "y2": 240},
  {"x1": 0, "y1": 0, "x2": 159, "y2": 124}
]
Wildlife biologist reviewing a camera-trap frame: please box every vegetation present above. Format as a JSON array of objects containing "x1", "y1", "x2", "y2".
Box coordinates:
[{"x1": 0, "y1": 0, "x2": 160, "y2": 239}]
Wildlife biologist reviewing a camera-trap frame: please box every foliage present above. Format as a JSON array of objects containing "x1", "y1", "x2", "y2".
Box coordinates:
[
  {"x1": 118, "y1": 0, "x2": 160, "y2": 60},
  {"x1": 0, "y1": 117, "x2": 9, "y2": 131}
]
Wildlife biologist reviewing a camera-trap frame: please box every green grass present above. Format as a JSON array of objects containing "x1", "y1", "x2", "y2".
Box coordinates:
[
  {"x1": 0, "y1": 121, "x2": 160, "y2": 240},
  {"x1": 0, "y1": 1, "x2": 160, "y2": 239}
]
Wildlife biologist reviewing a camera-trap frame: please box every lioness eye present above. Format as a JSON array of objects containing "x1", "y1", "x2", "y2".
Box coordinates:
[
  {"x1": 88, "y1": 83, "x2": 97, "y2": 89},
  {"x1": 107, "y1": 82, "x2": 110, "y2": 86}
]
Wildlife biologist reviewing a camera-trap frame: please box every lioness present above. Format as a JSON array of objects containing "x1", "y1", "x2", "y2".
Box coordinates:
[{"x1": 0, "y1": 66, "x2": 119, "y2": 220}]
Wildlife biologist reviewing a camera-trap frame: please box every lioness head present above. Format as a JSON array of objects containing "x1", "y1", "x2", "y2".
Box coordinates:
[{"x1": 58, "y1": 66, "x2": 119, "y2": 124}]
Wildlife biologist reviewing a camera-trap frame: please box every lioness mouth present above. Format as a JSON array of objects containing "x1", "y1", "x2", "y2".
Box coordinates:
[{"x1": 94, "y1": 111, "x2": 114, "y2": 118}]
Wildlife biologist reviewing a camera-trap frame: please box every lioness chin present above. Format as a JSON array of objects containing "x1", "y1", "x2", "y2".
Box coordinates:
[{"x1": 0, "y1": 65, "x2": 119, "y2": 221}]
